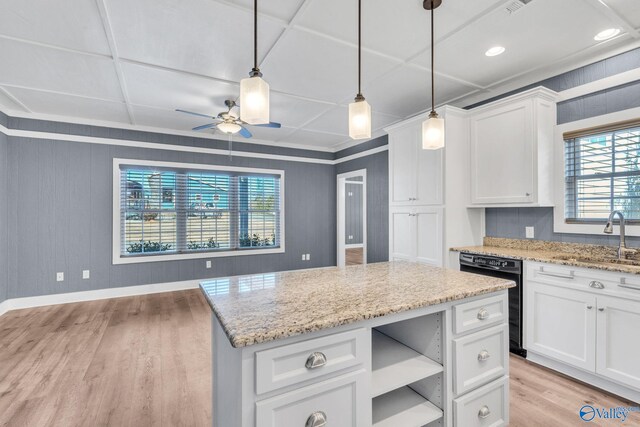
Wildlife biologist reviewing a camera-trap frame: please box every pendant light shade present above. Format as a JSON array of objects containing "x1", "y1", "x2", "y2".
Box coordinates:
[
  {"x1": 422, "y1": 0, "x2": 444, "y2": 150},
  {"x1": 240, "y1": 0, "x2": 270, "y2": 125},
  {"x1": 349, "y1": 0, "x2": 371, "y2": 140}
]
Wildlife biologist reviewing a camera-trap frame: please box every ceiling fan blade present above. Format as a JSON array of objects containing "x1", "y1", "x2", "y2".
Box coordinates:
[
  {"x1": 192, "y1": 123, "x2": 218, "y2": 131},
  {"x1": 239, "y1": 126, "x2": 253, "y2": 138},
  {"x1": 176, "y1": 109, "x2": 214, "y2": 119},
  {"x1": 252, "y1": 122, "x2": 282, "y2": 128}
]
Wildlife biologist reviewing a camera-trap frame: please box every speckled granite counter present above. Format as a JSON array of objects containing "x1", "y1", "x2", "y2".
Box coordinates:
[
  {"x1": 451, "y1": 237, "x2": 640, "y2": 275},
  {"x1": 200, "y1": 261, "x2": 514, "y2": 348}
]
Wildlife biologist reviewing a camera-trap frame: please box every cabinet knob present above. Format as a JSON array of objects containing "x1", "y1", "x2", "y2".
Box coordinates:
[
  {"x1": 586, "y1": 305, "x2": 593, "y2": 310},
  {"x1": 478, "y1": 350, "x2": 491, "y2": 361},
  {"x1": 478, "y1": 405, "x2": 491, "y2": 419},
  {"x1": 477, "y1": 308, "x2": 489, "y2": 320},
  {"x1": 305, "y1": 352, "x2": 328, "y2": 369},
  {"x1": 305, "y1": 411, "x2": 327, "y2": 427},
  {"x1": 589, "y1": 281, "x2": 605, "y2": 289},
  {"x1": 598, "y1": 308, "x2": 605, "y2": 312}
]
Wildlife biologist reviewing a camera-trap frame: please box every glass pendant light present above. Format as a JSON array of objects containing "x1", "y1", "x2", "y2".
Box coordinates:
[
  {"x1": 240, "y1": 0, "x2": 270, "y2": 125},
  {"x1": 349, "y1": 0, "x2": 371, "y2": 140},
  {"x1": 422, "y1": 0, "x2": 444, "y2": 150}
]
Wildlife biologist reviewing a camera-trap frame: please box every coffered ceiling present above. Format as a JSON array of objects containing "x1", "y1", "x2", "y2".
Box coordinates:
[{"x1": 0, "y1": 0, "x2": 639, "y2": 151}]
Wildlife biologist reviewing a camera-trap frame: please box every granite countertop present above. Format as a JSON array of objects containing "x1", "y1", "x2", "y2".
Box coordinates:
[
  {"x1": 451, "y1": 237, "x2": 640, "y2": 275},
  {"x1": 199, "y1": 261, "x2": 514, "y2": 348}
]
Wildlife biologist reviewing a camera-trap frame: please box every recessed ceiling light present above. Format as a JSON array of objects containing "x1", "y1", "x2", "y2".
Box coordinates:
[
  {"x1": 485, "y1": 46, "x2": 506, "y2": 57},
  {"x1": 594, "y1": 28, "x2": 620, "y2": 41}
]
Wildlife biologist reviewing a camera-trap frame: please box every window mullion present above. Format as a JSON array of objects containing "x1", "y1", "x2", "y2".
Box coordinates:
[{"x1": 176, "y1": 173, "x2": 188, "y2": 253}]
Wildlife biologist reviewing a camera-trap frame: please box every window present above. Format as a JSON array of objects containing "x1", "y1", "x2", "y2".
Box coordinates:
[
  {"x1": 564, "y1": 122, "x2": 640, "y2": 223},
  {"x1": 114, "y1": 159, "x2": 283, "y2": 264}
]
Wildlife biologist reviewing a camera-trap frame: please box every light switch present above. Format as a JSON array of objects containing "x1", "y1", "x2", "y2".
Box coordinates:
[
  {"x1": 525, "y1": 226, "x2": 535, "y2": 239},
  {"x1": 206, "y1": 260, "x2": 212, "y2": 269},
  {"x1": 302, "y1": 254, "x2": 306, "y2": 261},
  {"x1": 56, "y1": 272, "x2": 64, "y2": 282},
  {"x1": 306, "y1": 254, "x2": 311, "y2": 261},
  {"x1": 82, "y1": 270, "x2": 90, "y2": 279}
]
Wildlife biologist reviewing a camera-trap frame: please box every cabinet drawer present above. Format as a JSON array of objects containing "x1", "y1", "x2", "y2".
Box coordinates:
[
  {"x1": 454, "y1": 376, "x2": 509, "y2": 427},
  {"x1": 255, "y1": 328, "x2": 368, "y2": 395},
  {"x1": 453, "y1": 294, "x2": 507, "y2": 335},
  {"x1": 256, "y1": 370, "x2": 367, "y2": 427},
  {"x1": 453, "y1": 325, "x2": 508, "y2": 395}
]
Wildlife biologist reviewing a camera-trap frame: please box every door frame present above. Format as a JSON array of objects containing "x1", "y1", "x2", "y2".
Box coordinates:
[{"x1": 337, "y1": 169, "x2": 367, "y2": 267}]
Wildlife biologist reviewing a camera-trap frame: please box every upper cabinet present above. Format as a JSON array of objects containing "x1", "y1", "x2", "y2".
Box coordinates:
[
  {"x1": 388, "y1": 119, "x2": 443, "y2": 206},
  {"x1": 468, "y1": 88, "x2": 557, "y2": 207}
]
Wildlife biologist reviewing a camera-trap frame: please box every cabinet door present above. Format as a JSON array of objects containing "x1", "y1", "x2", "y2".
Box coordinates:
[
  {"x1": 596, "y1": 296, "x2": 640, "y2": 389},
  {"x1": 416, "y1": 145, "x2": 443, "y2": 205},
  {"x1": 389, "y1": 126, "x2": 418, "y2": 204},
  {"x1": 470, "y1": 100, "x2": 534, "y2": 204},
  {"x1": 389, "y1": 208, "x2": 415, "y2": 261},
  {"x1": 525, "y1": 282, "x2": 596, "y2": 371},
  {"x1": 415, "y1": 207, "x2": 443, "y2": 266}
]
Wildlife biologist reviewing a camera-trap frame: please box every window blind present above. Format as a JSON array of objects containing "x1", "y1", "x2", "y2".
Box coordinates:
[
  {"x1": 564, "y1": 124, "x2": 640, "y2": 223},
  {"x1": 119, "y1": 165, "x2": 281, "y2": 257}
]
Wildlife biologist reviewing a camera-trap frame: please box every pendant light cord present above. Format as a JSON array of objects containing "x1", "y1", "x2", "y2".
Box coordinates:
[
  {"x1": 250, "y1": 0, "x2": 261, "y2": 76},
  {"x1": 358, "y1": 0, "x2": 362, "y2": 97},
  {"x1": 430, "y1": 6, "x2": 435, "y2": 114}
]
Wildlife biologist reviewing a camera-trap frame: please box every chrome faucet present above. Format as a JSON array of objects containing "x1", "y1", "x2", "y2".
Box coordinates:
[{"x1": 603, "y1": 210, "x2": 637, "y2": 259}]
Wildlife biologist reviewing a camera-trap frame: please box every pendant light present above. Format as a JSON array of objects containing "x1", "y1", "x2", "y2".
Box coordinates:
[
  {"x1": 422, "y1": 0, "x2": 444, "y2": 150},
  {"x1": 348, "y1": 0, "x2": 371, "y2": 140},
  {"x1": 240, "y1": 0, "x2": 270, "y2": 125}
]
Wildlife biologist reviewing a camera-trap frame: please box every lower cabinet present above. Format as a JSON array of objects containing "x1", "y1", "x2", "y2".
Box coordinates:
[
  {"x1": 389, "y1": 206, "x2": 443, "y2": 266},
  {"x1": 454, "y1": 376, "x2": 509, "y2": 427},
  {"x1": 256, "y1": 370, "x2": 368, "y2": 427},
  {"x1": 596, "y1": 295, "x2": 640, "y2": 389},
  {"x1": 525, "y1": 282, "x2": 596, "y2": 371}
]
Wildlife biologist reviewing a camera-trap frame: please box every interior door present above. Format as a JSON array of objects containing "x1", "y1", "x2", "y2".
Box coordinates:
[
  {"x1": 596, "y1": 295, "x2": 640, "y2": 389},
  {"x1": 525, "y1": 282, "x2": 596, "y2": 371}
]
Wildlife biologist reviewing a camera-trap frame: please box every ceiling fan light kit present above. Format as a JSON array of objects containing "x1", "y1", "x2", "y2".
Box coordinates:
[
  {"x1": 348, "y1": 0, "x2": 372, "y2": 140},
  {"x1": 217, "y1": 121, "x2": 242, "y2": 134},
  {"x1": 240, "y1": 0, "x2": 270, "y2": 125},
  {"x1": 422, "y1": 0, "x2": 445, "y2": 150}
]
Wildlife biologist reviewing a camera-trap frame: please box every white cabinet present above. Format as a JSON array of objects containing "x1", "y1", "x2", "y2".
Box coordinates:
[
  {"x1": 389, "y1": 206, "x2": 443, "y2": 266},
  {"x1": 596, "y1": 295, "x2": 640, "y2": 389},
  {"x1": 469, "y1": 87, "x2": 557, "y2": 206},
  {"x1": 525, "y1": 281, "x2": 596, "y2": 371},
  {"x1": 388, "y1": 123, "x2": 442, "y2": 206}
]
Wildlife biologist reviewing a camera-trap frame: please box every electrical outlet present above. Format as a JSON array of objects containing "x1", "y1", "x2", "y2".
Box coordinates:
[
  {"x1": 206, "y1": 260, "x2": 212, "y2": 269},
  {"x1": 82, "y1": 270, "x2": 90, "y2": 280},
  {"x1": 56, "y1": 272, "x2": 64, "y2": 282},
  {"x1": 525, "y1": 226, "x2": 535, "y2": 239}
]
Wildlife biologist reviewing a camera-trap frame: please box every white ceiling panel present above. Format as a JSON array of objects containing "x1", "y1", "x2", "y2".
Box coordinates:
[
  {"x1": 602, "y1": 0, "x2": 640, "y2": 28},
  {"x1": 279, "y1": 129, "x2": 348, "y2": 148},
  {"x1": 0, "y1": 38, "x2": 123, "y2": 101},
  {"x1": 0, "y1": 89, "x2": 27, "y2": 112},
  {"x1": 5, "y1": 86, "x2": 130, "y2": 123},
  {"x1": 296, "y1": 0, "x2": 502, "y2": 61},
  {"x1": 305, "y1": 105, "x2": 401, "y2": 135},
  {"x1": 262, "y1": 28, "x2": 400, "y2": 103},
  {"x1": 411, "y1": 0, "x2": 624, "y2": 88},
  {"x1": 362, "y1": 65, "x2": 477, "y2": 117},
  {"x1": 230, "y1": 0, "x2": 306, "y2": 22},
  {"x1": 0, "y1": 0, "x2": 111, "y2": 55},
  {"x1": 133, "y1": 105, "x2": 218, "y2": 131},
  {"x1": 268, "y1": 93, "x2": 334, "y2": 129},
  {"x1": 107, "y1": 0, "x2": 285, "y2": 82},
  {"x1": 240, "y1": 124, "x2": 296, "y2": 141}
]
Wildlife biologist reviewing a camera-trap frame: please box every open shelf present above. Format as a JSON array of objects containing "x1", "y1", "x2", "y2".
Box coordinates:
[
  {"x1": 372, "y1": 329, "x2": 443, "y2": 397},
  {"x1": 372, "y1": 386, "x2": 443, "y2": 427}
]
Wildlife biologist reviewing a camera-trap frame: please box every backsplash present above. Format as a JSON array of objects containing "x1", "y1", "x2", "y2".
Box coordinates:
[{"x1": 485, "y1": 207, "x2": 640, "y2": 247}]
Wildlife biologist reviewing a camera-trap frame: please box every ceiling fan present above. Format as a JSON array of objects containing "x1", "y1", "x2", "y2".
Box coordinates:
[{"x1": 176, "y1": 100, "x2": 281, "y2": 138}]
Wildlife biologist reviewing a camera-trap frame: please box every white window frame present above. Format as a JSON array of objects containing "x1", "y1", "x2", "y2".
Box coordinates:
[
  {"x1": 112, "y1": 158, "x2": 285, "y2": 265},
  {"x1": 554, "y1": 106, "x2": 640, "y2": 236}
]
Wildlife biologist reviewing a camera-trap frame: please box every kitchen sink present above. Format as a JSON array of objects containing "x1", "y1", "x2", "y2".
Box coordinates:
[{"x1": 551, "y1": 254, "x2": 640, "y2": 267}]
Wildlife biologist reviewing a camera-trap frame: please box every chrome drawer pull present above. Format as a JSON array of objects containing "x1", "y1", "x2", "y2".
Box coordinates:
[
  {"x1": 538, "y1": 270, "x2": 574, "y2": 280},
  {"x1": 305, "y1": 411, "x2": 327, "y2": 427},
  {"x1": 305, "y1": 352, "x2": 328, "y2": 370},
  {"x1": 598, "y1": 308, "x2": 605, "y2": 312},
  {"x1": 589, "y1": 281, "x2": 605, "y2": 289},
  {"x1": 619, "y1": 283, "x2": 640, "y2": 291},
  {"x1": 478, "y1": 350, "x2": 491, "y2": 362},
  {"x1": 586, "y1": 305, "x2": 593, "y2": 310},
  {"x1": 477, "y1": 308, "x2": 489, "y2": 320},
  {"x1": 478, "y1": 405, "x2": 491, "y2": 419}
]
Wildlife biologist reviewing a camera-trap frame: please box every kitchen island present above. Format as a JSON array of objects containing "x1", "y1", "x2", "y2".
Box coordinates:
[{"x1": 200, "y1": 261, "x2": 515, "y2": 427}]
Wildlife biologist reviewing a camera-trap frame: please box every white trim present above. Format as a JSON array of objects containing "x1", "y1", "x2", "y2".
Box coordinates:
[
  {"x1": 112, "y1": 158, "x2": 286, "y2": 265},
  {"x1": 0, "y1": 279, "x2": 199, "y2": 317},
  {"x1": 334, "y1": 144, "x2": 388, "y2": 164},
  {"x1": 337, "y1": 169, "x2": 367, "y2": 267},
  {"x1": 557, "y1": 68, "x2": 640, "y2": 102},
  {"x1": 345, "y1": 243, "x2": 364, "y2": 249},
  {"x1": 553, "y1": 106, "x2": 640, "y2": 236}
]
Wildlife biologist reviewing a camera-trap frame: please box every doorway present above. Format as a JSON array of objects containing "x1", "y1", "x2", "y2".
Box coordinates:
[{"x1": 337, "y1": 169, "x2": 367, "y2": 267}]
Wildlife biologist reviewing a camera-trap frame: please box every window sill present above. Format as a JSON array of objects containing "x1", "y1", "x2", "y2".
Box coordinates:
[{"x1": 112, "y1": 246, "x2": 285, "y2": 265}]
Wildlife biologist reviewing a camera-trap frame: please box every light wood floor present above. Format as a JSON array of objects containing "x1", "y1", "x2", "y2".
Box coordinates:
[
  {"x1": 346, "y1": 247, "x2": 364, "y2": 265},
  {"x1": 0, "y1": 290, "x2": 637, "y2": 426}
]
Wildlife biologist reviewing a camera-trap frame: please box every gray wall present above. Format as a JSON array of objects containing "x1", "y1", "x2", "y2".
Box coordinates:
[
  {"x1": 481, "y1": 48, "x2": 640, "y2": 245},
  {"x1": 336, "y1": 135, "x2": 389, "y2": 263},
  {"x1": 0, "y1": 131, "x2": 7, "y2": 304},
  {"x1": 345, "y1": 182, "x2": 363, "y2": 245},
  {"x1": 4, "y1": 130, "x2": 336, "y2": 299}
]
